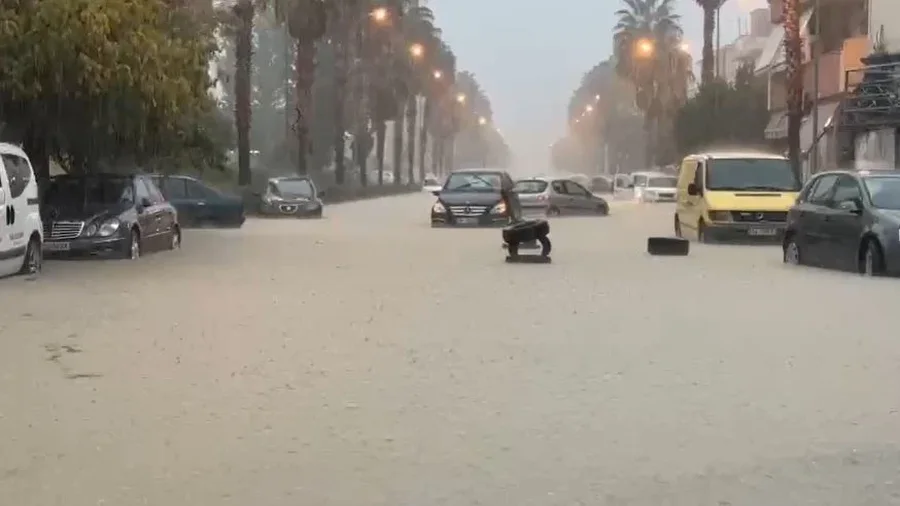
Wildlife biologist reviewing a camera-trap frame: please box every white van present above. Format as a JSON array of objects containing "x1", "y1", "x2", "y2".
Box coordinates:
[{"x1": 0, "y1": 143, "x2": 43, "y2": 277}]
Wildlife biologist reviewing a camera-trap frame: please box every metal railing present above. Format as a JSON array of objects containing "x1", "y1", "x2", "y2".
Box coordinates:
[{"x1": 841, "y1": 60, "x2": 900, "y2": 129}]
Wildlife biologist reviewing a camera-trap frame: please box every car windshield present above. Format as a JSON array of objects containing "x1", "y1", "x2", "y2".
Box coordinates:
[
  {"x1": 706, "y1": 158, "x2": 800, "y2": 191},
  {"x1": 443, "y1": 172, "x2": 502, "y2": 191},
  {"x1": 272, "y1": 178, "x2": 314, "y2": 197},
  {"x1": 647, "y1": 177, "x2": 676, "y2": 188},
  {"x1": 44, "y1": 176, "x2": 133, "y2": 208},
  {"x1": 863, "y1": 176, "x2": 900, "y2": 210},
  {"x1": 513, "y1": 180, "x2": 548, "y2": 193}
]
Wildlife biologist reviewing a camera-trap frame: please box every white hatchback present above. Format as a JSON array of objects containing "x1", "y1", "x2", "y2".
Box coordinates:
[
  {"x1": 0, "y1": 143, "x2": 43, "y2": 277},
  {"x1": 633, "y1": 172, "x2": 678, "y2": 202}
]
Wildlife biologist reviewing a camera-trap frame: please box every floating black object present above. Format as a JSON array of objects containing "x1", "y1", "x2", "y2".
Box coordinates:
[
  {"x1": 647, "y1": 236, "x2": 689, "y2": 256},
  {"x1": 503, "y1": 219, "x2": 551, "y2": 263}
]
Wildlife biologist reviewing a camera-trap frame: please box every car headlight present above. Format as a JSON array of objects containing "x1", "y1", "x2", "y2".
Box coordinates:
[
  {"x1": 490, "y1": 201, "x2": 507, "y2": 214},
  {"x1": 432, "y1": 201, "x2": 445, "y2": 213},
  {"x1": 97, "y1": 218, "x2": 121, "y2": 237},
  {"x1": 708, "y1": 210, "x2": 731, "y2": 222}
]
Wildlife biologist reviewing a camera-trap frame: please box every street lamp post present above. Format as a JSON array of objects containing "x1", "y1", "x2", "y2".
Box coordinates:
[{"x1": 810, "y1": 0, "x2": 821, "y2": 178}]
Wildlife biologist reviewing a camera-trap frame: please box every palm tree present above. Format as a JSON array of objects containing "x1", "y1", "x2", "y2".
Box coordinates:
[
  {"x1": 695, "y1": 0, "x2": 724, "y2": 84},
  {"x1": 783, "y1": 0, "x2": 803, "y2": 180},
  {"x1": 231, "y1": 0, "x2": 255, "y2": 186},
  {"x1": 401, "y1": 5, "x2": 438, "y2": 183},
  {"x1": 613, "y1": 0, "x2": 684, "y2": 166}
]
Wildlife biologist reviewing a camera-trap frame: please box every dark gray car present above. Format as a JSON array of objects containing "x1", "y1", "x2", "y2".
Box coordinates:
[{"x1": 783, "y1": 170, "x2": 900, "y2": 276}]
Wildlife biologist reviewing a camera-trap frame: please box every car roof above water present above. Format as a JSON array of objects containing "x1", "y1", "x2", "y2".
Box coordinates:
[{"x1": 685, "y1": 151, "x2": 787, "y2": 160}]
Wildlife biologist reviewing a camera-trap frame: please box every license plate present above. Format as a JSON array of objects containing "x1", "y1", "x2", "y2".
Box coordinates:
[
  {"x1": 43, "y1": 241, "x2": 70, "y2": 251},
  {"x1": 748, "y1": 228, "x2": 777, "y2": 236},
  {"x1": 456, "y1": 218, "x2": 477, "y2": 225}
]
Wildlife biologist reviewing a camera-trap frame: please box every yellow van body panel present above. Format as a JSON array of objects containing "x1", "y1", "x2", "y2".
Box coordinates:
[{"x1": 702, "y1": 191, "x2": 799, "y2": 214}]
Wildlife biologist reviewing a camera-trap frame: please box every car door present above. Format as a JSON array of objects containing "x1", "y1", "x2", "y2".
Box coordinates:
[
  {"x1": 549, "y1": 180, "x2": 573, "y2": 213},
  {"x1": 819, "y1": 175, "x2": 866, "y2": 271},
  {"x1": 157, "y1": 176, "x2": 195, "y2": 224},
  {"x1": 145, "y1": 177, "x2": 176, "y2": 243},
  {"x1": 681, "y1": 161, "x2": 705, "y2": 236},
  {"x1": 0, "y1": 156, "x2": 17, "y2": 276},
  {"x1": 184, "y1": 178, "x2": 221, "y2": 224},
  {"x1": 564, "y1": 180, "x2": 594, "y2": 213},
  {"x1": 134, "y1": 177, "x2": 161, "y2": 251},
  {"x1": 796, "y1": 174, "x2": 839, "y2": 266},
  {"x1": 0, "y1": 153, "x2": 34, "y2": 273}
]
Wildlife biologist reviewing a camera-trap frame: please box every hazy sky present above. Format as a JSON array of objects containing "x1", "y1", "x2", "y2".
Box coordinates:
[{"x1": 430, "y1": 0, "x2": 768, "y2": 171}]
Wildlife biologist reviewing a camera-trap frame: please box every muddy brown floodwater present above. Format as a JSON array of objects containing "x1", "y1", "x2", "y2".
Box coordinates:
[{"x1": 1, "y1": 195, "x2": 899, "y2": 505}]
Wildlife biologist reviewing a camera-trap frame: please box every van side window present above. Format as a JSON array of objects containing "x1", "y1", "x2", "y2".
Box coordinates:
[
  {"x1": 2, "y1": 154, "x2": 31, "y2": 199},
  {"x1": 693, "y1": 162, "x2": 704, "y2": 188}
]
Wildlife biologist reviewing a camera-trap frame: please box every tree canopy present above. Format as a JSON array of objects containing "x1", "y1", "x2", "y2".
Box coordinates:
[{"x1": 0, "y1": 0, "x2": 223, "y2": 174}]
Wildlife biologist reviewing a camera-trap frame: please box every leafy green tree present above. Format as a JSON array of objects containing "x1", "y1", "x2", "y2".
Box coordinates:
[
  {"x1": 673, "y1": 63, "x2": 768, "y2": 156},
  {"x1": 0, "y1": 0, "x2": 220, "y2": 176}
]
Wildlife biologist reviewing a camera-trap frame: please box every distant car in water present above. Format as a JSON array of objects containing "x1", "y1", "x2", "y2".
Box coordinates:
[
  {"x1": 430, "y1": 168, "x2": 521, "y2": 227},
  {"x1": 633, "y1": 173, "x2": 677, "y2": 202},
  {"x1": 591, "y1": 175, "x2": 614, "y2": 194},
  {"x1": 42, "y1": 173, "x2": 180, "y2": 259},
  {"x1": 514, "y1": 177, "x2": 609, "y2": 216},
  {"x1": 151, "y1": 175, "x2": 245, "y2": 228},
  {"x1": 783, "y1": 169, "x2": 900, "y2": 276},
  {"x1": 422, "y1": 175, "x2": 443, "y2": 194},
  {"x1": 256, "y1": 176, "x2": 324, "y2": 218}
]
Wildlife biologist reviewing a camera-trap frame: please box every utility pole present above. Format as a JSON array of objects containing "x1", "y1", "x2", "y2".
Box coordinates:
[{"x1": 810, "y1": 0, "x2": 821, "y2": 178}]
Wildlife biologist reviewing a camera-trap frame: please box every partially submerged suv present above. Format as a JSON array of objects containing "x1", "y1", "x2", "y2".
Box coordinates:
[{"x1": 430, "y1": 168, "x2": 521, "y2": 226}]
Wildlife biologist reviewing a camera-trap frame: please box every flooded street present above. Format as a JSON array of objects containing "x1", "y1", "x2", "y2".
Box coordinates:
[{"x1": 2, "y1": 194, "x2": 899, "y2": 505}]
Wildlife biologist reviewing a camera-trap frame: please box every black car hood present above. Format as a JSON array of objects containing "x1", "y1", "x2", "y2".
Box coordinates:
[
  {"x1": 438, "y1": 191, "x2": 502, "y2": 205},
  {"x1": 43, "y1": 204, "x2": 127, "y2": 223}
]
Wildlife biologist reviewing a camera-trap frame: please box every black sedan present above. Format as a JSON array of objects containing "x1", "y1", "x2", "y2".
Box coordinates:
[
  {"x1": 42, "y1": 174, "x2": 180, "y2": 259},
  {"x1": 256, "y1": 176, "x2": 324, "y2": 218},
  {"x1": 430, "y1": 169, "x2": 522, "y2": 227},
  {"x1": 151, "y1": 174, "x2": 245, "y2": 227},
  {"x1": 783, "y1": 170, "x2": 900, "y2": 276}
]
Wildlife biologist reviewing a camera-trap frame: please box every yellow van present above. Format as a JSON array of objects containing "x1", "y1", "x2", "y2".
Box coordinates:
[{"x1": 674, "y1": 152, "x2": 801, "y2": 242}]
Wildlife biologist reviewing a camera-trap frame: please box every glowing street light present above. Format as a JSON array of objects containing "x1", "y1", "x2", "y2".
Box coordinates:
[
  {"x1": 370, "y1": 7, "x2": 389, "y2": 23},
  {"x1": 433, "y1": 69, "x2": 442, "y2": 80},
  {"x1": 585, "y1": 104, "x2": 594, "y2": 112},
  {"x1": 595, "y1": 94, "x2": 601, "y2": 100},
  {"x1": 409, "y1": 43, "x2": 424, "y2": 58},
  {"x1": 679, "y1": 41, "x2": 690, "y2": 53},
  {"x1": 478, "y1": 116, "x2": 487, "y2": 125},
  {"x1": 455, "y1": 92, "x2": 466, "y2": 103},
  {"x1": 636, "y1": 38, "x2": 654, "y2": 57}
]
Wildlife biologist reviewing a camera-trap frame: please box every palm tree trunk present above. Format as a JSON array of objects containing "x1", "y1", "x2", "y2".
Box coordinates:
[
  {"x1": 418, "y1": 98, "x2": 430, "y2": 180},
  {"x1": 333, "y1": 37, "x2": 349, "y2": 185},
  {"x1": 643, "y1": 114, "x2": 654, "y2": 168},
  {"x1": 701, "y1": 5, "x2": 716, "y2": 85},
  {"x1": 294, "y1": 40, "x2": 315, "y2": 175},
  {"x1": 392, "y1": 104, "x2": 403, "y2": 184},
  {"x1": 233, "y1": 0, "x2": 254, "y2": 186},
  {"x1": 375, "y1": 119, "x2": 386, "y2": 185},
  {"x1": 783, "y1": 0, "x2": 803, "y2": 181},
  {"x1": 431, "y1": 135, "x2": 441, "y2": 176},
  {"x1": 405, "y1": 95, "x2": 417, "y2": 183}
]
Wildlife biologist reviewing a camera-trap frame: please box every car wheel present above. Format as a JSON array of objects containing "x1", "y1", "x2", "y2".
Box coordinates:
[
  {"x1": 860, "y1": 239, "x2": 885, "y2": 276},
  {"x1": 596, "y1": 203, "x2": 608, "y2": 216},
  {"x1": 124, "y1": 229, "x2": 141, "y2": 260},
  {"x1": 168, "y1": 226, "x2": 182, "y2": 250},
  {"x1": 783, "y1": 235, "x2": 802, "y2": 265},
  {"x1": 697, "y1": 220, "x2": 710, "y2": 243},
  {"x1": 19, "y1": 235, "x2": 42, "y2": 276},
  {"x1": 674, "y1": 214, "x2": 682, "y2": 237}
]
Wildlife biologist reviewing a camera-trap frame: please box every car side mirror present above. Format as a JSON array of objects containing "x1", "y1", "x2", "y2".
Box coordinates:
[
  {"x1": 431, "y1": 190, "x2": 441, "y2": 196},
  {"x1": 139, "y1": 197, "x2": 152, "y2": 209},
  {"x1": 687, "y1": 183, "x2": 701, "y2": 196},
  {"x1": 838, "y1": 199, "x2": 863, "y2": 214}
]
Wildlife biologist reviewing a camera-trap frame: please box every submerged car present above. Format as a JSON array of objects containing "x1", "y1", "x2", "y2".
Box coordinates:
[
  {"x1": 42, "y1": 173, "x2": 181, "y2": 259},
  {"x1": 634, "y1": 173, "x2": 677, "y2": 202},
  {"x1": 783, "y1": 169, "x2": 900, "y2": 276},
  {"x1": 257, "y1": 176, "x2": 324, "y2": 218},
  {"x1": 151, "y1": 174, "x2": 245, "y2": 228},
  {"x1": 422, "y1": 175, "x2": 443, "y2": 194},
  {"x1": 430, "y1": 168, "x2": 521, "y2": 227},
  {"x1": 514, "y1": 177, "x2": 609, "y2": 216}
]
